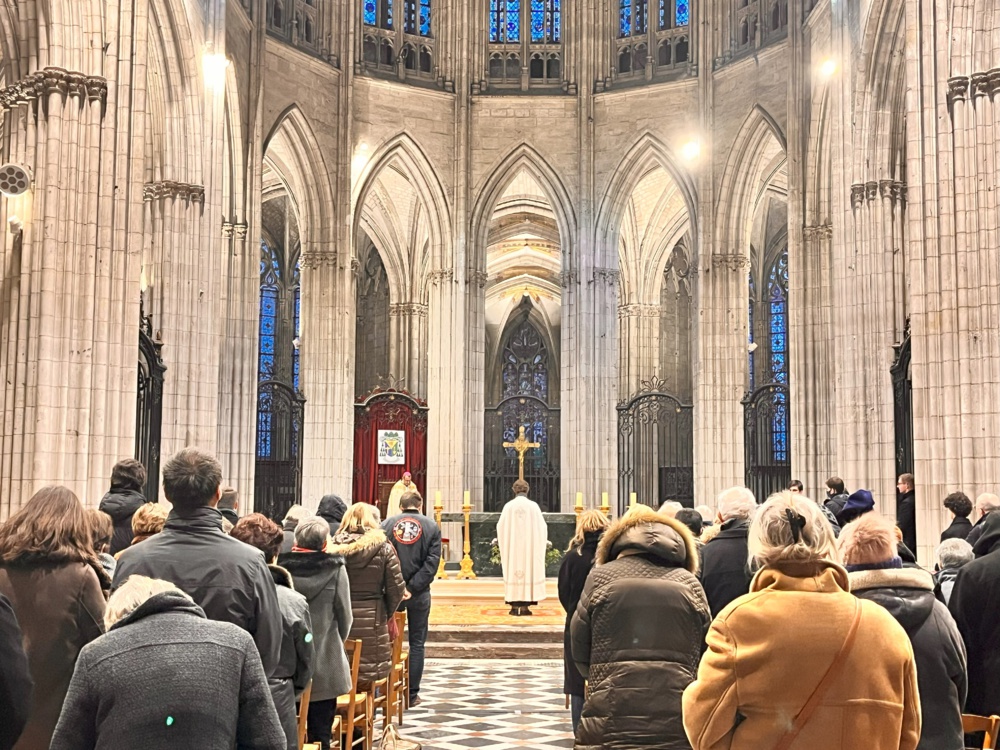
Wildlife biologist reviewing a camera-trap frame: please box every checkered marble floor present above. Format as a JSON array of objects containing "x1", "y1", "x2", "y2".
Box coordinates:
[{"x1": 398, "y1": 660, "x2": 575, "y2": 750}]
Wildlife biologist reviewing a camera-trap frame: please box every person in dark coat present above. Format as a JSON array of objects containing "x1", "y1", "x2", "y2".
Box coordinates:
[
  {"x1": 837, "y1": 487, "x2": 875, "y2": 527},
  {"x1": 113, "y1": 448, "x2": 282, "y2": 678},
  {"x1": 571, "y1": 505, "x2": 709, "y2": 750},
  {"x1": 700, "y1": 487, "x2": 756, "y2": 616},
  {"x1": 0, "y1": 592, "x2": 31, "y2": 750},
  {"x1": 896, "y1": 473, "x2": 917, "y2": 553},
  {"x1": 279, "y1": 504, "x2": 307, "y2": 555},
  {"x1": 557, "y1": 510, "x2": 609, "y2": 734},
  {"x1": 840, "y1": 513, "x2": 967, "y2": 750},
  {"x1": 330, "y1": 502, "x2": 406, "y2": 686},
  {"x1": 949, "y1": 511, "x2": 1000, "y2": 716},
  {"x1": 218, "y1": 486, "x2": 241, "y2": 527},
  {"x1": 317, "y1": 494, "x2": 348, "y2": 536},
  {"x1": 232, "y1": 514, "x2": 315, "y2": 750},
  {"x1": 382, "y1": 491, "x2": 442, "y2": 706},
  {"x1": 98, "y1": 458, "x2": 150, "y2": 556},
  {"x1": 50, "y1": 576, "x2": 285, "y2": 750},
  {"x1": 934, "y1": 538, "x2": 974, "y2": 605},
  {"x1": 279, "y1": 517, "x2": 354, "y2": 750},
  {"x1": 941, "y1": 492, "x2": 974, "y2": 542},
  {"x1": 0, "y1": 486, "x2": 106, "y2": 750},
  {"x1": 824, "y1": 476, "x2": 850, "y2": 518},
  {"x1": 966, "y1": 493, "x2": 1000, "y2": 548}
]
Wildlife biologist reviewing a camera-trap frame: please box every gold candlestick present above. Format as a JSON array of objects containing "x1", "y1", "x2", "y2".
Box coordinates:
[
  {"x1": 434, "y1": 491, "x2": 448, "y2": 580},
  {"x1": 600, "y1": 491, "x2": 610, "y2": 519},
  {"x1": 575, "y1": 492, "x2": 584, "y2": 526},
  {"x1": 457, "y1": 490, "x2": 477, "y2": 580}
]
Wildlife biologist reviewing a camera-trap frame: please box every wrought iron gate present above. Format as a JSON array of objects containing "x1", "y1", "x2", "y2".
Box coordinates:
[
  {"x1": 135, "y1": 321, "x2": 166, "y2": 503},
  {"x1": 255, "y1": 380, "x2": 305, "y2": 521},
  {"x1": 617, "y1": 379, "x2": 694, "y2": 514},
  {"x1": 742, "y1": 383, "x2": 791, "y2": 503},
  {"x1": 484, "y1": 395, "x2": 560, "y2": 512},
  {"x1": 891, "y1": 325, "x2": 913, "y2": 477}
]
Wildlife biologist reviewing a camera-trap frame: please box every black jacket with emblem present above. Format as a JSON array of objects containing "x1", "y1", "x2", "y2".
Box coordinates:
[
  {"x1": 849, "y1": 566, "x2": 967, "y2": 750},
  {"x1": 382, "y1": 510, "x2": 442, "y2": 596},
  {"x1": 571, "y1": 506, "x2": 711, "y2": 750}
]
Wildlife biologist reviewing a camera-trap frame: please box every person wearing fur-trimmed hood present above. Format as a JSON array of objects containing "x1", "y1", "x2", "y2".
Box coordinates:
[
  {"x1": 330, "y1": 502, "x2": 406, "y2": 686},
  {"x1": 570, "y1": 504, "x2": 710, "y2": 750}
]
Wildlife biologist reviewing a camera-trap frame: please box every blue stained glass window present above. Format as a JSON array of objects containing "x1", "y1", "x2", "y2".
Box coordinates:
[
  {"x1": 547, "y1": 0, "x2": 560, "y2": 41},
  {"x1": 659, "y1": 0, "x2": 666, "y2": 29},
  {"x1": 506, "y1": 0, "x2": 520, "y2": 41},
  {"x1": 293, "y1": 286, "x2": 301, "y2": 391},
  {"x1": 531, "y1": 0, "x2": 544, "y2": 41},
  {"x1": 386, "y1": 0, "x2": 393, "y2": 28},
  {"x1": 635, "y1": 0, "x2": 647, "y2": 33},
  {"x1": 620, "y1": 0, "x2": 632, "y2": 36},
  {"x1": 490, "y1": 0, "x2": 500, "y2": 41},
  {"x1": 767, "y1": 250, "x2": 789, "y2": 385},
  {"x1": 748, "y1": 273, "x2": 756, "y2": 389},
  {"x1": 258, "y1": 286, "x2": 278, "y2": 382},
  {"x1": 419, "y1": 0, "x2": 431, "y2": 35},
  {"x1": 364, "y1": 0, "x2": 376, "y2": 25},
  {"x1": 772, "y1": 393, "x2": 788, "y2": 461},
  {"x1": 675, "y1": 0, "x2": 689, "y2": 26},
  {"x1": 257, "y1": 392, "x2": 273, "y2": 458}
]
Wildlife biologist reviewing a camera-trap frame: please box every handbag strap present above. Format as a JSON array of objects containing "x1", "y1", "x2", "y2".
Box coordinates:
[{"x1": 773, "y1": 600, "x2": 862, "y2": 750}]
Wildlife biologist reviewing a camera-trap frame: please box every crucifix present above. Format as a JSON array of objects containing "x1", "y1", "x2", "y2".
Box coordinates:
[{"x1": 503, "y1": 425, "x2": 540, "y2": 484}]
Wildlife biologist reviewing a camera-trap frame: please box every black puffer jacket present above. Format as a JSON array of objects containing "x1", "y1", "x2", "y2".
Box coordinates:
[
  {"x1": 571, "y1": 507, "x2": 710, "y2": 750},
  {"x1": 318, "y1": 496, "x2": 348, "y2": 536},
  {"x1": 849, "y1": 566, "x2": 967, "y2": 750},
  {"x1": 558, "y1": 531, "x2": 602, "y2": 697},
  {"x1": 113, "y1": 507, "x2": 283, "y2": 678},
  {"x1": 699, "y1": 518, "x2": 752, "y2": 617},
  {"x1": 329, "y1": 528, "x2": 405, "y2": 685},
  {"x1": 824, "y1": 492, "x2": 849, "y2": 518},
  {"x1": 268, "y1": 566, "x2": 315, "y2": 750},
  {"x1": 949, "y1": 512, "x2": 1000, "y2": 715},
  {"x1": 98, "y1": 488, "x2": 149, "y2": 555}
]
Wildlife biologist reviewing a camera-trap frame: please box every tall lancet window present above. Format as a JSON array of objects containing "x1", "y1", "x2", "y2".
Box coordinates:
[
  {"x1": 748, "y1": 246, "x2": 789, "y2": 461},
  {"x1": 613, "y1": 0, "x2": 691, "y2": 83},
  {"x1": 362, "y1": 0, "x2": 435, "y2": 79},
  {"x1": 487, "y1": 0, "x2": 562, "y2": 88}
]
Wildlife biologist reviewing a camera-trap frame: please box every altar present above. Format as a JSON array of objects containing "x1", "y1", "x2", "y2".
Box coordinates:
[{"x1": 440, "y1": 511, "x2": 577, "y2": 578}]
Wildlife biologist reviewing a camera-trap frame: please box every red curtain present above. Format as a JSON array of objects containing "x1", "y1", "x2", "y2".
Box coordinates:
[{"x1": 352, "y1": 393, "x2": 428, "y2": 504}]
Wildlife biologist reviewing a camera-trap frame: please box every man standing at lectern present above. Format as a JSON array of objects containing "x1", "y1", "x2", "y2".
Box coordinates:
[{"x1": 498, "y1": 480, "x2": 549, "y2": 616}]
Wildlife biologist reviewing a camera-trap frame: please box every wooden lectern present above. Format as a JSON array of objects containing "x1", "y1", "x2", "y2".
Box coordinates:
[{"x1": 377, "y1": 481, "x2": 395, "y2": 519}]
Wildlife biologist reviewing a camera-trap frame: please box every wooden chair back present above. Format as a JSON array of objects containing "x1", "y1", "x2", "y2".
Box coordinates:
[
  {"x1": 296, "y1": 680, "x2": 313, "y2": 749},
  {"x1": 964, "y1": 714, "x2": 1000, "y2": 749},
  {"x1": 339, "y1": 639, "x2": 372, "y2": 750}
]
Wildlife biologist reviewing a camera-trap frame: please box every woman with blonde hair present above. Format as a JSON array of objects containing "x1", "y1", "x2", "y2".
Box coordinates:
[
  {"x1": 0, "y1": 486, "x2": 106, "y2": 749},
  {"x1": 331, "y1": 502, "x2": 405, "y2": 686},
  {"x1": 683, "y1": 491, "x2": 922, "y2": 750},
  {"x1": 558, "y1": 510, "x2": 611, "y2": 733}
]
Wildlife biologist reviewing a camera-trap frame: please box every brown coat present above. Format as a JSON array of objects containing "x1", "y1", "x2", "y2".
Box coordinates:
[
  {"x1": 0, "y1": 560, "x2": 106, "y2": 750},
  {"x1": 329, "y1": 528, "x2": 405, "y2": 685},
  {"x1": 683, "y1": 560, "x2": 921, "y2": 750}
]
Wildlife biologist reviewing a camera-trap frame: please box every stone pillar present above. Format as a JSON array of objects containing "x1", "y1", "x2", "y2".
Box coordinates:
[
  {"x1": 389, "y1": 302, "x2": 429, "y2": 398},
  {"x1": 618, "y1": 304, "x2": 660, "y2": 400}
]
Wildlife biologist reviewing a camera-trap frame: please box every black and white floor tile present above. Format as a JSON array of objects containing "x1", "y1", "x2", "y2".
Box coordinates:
[{"x1": 397, "y1": 660, "x2": 575, "y2": 750}]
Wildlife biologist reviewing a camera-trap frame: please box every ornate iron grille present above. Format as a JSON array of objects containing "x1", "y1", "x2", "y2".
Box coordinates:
[
  {"x1": 255, "y1": 380, "x2": 305, "y2": 521},
  {"x1": 135, "y1": 315, "x2": 166, "y2": 503},
  {"x1": 891, "y1": 323, "x2": 913, "y2": 477},
  {"x1": 742, "y1": 382, "x2": 791, "y2": 503},
  {"x1": 484, "y1": 395, "x2": 561, "y2": 512},
  {"x1": 617, "y1": 377, "x2": 694, "y2": 514}
]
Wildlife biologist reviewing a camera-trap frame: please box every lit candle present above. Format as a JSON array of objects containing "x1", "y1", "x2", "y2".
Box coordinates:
[
  {"x1": 575, "y1": 492, "x2": 584, "y2": 509},
  {"x1": 464, "y1": 490, "x2": 471, "y2": 508},
  {"x1": 601, "y1": 492, "x2": 609, "y2": 507},
  {"x1": 434, "y1": 490, "x2": 443, "y2": 510},
  {"x1": 629, "y1": 492, "x2": 637, "y2": 507}
]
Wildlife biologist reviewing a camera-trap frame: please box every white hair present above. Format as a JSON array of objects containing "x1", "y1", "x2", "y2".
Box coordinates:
[
  {"x1": 106, "y1": 576, "x2": 190, "y2": 630},
  {"x1": 976, "y1": 493, "x2": 1000, "y2": 513},
  {"x1": 295, "y1": 516, "x2": 331, "y2": 551},
  {"x1": 283, "y1": 504, "x2": 307, "y2": 524},
  {"x1": 695, "y1": 505, "x2": 714, "y2": 521},
  {"x1": 658, "y1": 501, "x2": 683, "y2": 517},
  {"x1": 748, "y1": 491, "x2": 840, "y2": 569},
  {"x1": 717, "y1": 487, "x2": 757, "y2": 521},
  {"x1": 936, "y1": 538, "x2": 974, "y2": 570}
]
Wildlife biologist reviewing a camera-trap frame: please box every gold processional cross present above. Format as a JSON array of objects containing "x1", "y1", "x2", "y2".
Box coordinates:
[{"x1": 503, "y1": 425, "x2": 540, "y2": 483}]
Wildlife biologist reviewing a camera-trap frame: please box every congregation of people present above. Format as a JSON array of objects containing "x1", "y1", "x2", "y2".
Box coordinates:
[
  {"x1": 559, "y1": 475, "x2": 1000, "y2": 749},
  {"x1": 0, "y1": 449, "x2": 440, "y2": 750}
]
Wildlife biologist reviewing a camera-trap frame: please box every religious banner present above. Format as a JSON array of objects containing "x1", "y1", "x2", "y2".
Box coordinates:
[{"x1": 377, "y1": 429, "x2": 406, "y2": 465}]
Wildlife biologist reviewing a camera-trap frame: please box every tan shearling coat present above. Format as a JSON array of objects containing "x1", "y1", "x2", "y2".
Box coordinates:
[{"x1": 682, "y1": 560, "x2": 921, "y2": 750}]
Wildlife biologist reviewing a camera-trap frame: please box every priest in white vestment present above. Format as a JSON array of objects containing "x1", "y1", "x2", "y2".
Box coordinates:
[
  {"x1": 386, "y1": 471, "x2": 416, "y2": 519},
  {"x1": 497, "y1": 479, "x2": 549, "y2": 616}
]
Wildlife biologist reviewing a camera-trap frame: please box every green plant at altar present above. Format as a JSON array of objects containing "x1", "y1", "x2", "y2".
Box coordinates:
[{"x1": 487, "y1": 538, "x2": 565, "y2": 577}]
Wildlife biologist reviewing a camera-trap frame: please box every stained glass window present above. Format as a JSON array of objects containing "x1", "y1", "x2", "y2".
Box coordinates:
[
  {"x1": 420, "y1": 0, "x2": 431, "y2": 35},
  {"x1": 365, "y1": 0, "x2": 393, "y2": 28},
  {"x1": 748, "y1": 273, "x2": 756, "y2": 390},
  {"x1": 293, "y1": 286, "x2": 301, "y2": 391},
  {"x1": 364, "y1": 0, "x2": 376, "y2": 24},
  {"x1": 501, "y1": 321, "x2": 549, "y2": 401},
  {"x1": 490, "y1": 0, "x2": 521, "y2": 42},
  {"x1": 403, "y1": 0, "x2": 431, "y2": 35},
  {"x1": 547, "y1": 0, "x2": 560, "y2": 42},
  {"x1": 620, "y1": 0, "x2": 648, "y2": 35},
  {"x1": 675, "y1": 0, "x2": 688, "y2": 26},
  {"x1": 619, "y1": 0, "x2": 632, "y2": 36},
  {"x1": 259, "y1": 286, "x2": 278, "y2": 383},
  {"x1": 772, "y1": 391, "x2": 788, "y2": 462},
  {"x1": 767, "y1": 250, "x2": 789, "y2": 385}
]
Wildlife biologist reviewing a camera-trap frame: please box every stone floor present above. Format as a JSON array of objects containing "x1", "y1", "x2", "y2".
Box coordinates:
[{"x1": 398, "y1": 659, "x2": 575, "y2": 749}]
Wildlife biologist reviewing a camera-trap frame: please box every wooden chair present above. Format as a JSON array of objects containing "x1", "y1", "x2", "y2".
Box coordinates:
[
  {"x1": 296, "y1": 680, "x2": 313, "y2": 749},
  {"x1": 388, "y1": 611, "x2": 407, "y2": 727},
  {"x1": 337, "y1": 639, "x2": 373, "y2": 750},
  {"x1": 963, "y1": 714, "x2": 1000, "y2": 749}
]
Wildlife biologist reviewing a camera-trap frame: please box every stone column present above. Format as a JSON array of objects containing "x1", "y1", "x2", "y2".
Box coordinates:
[
  {"x1": 618, "y1": 303, "x2": 660, "y2": 400},
  {"x1": 389, "y1": 302, "x2": 429, "y2": 398}
]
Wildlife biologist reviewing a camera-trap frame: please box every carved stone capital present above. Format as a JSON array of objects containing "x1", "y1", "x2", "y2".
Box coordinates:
[
  {"x1": 350, "y1": 257, "x2": 362, "y2": 276},
  {"x1": 712, "y1": 253, "x2": 750, "y2": 272},
  {"x1": 428, "y1": 269, "x2": 454, "y2": 286},
  {"x1": 803, "y1": 223, "x2": 833, "y2": 240},
  {"x1": 891, "y1": 181, "x2": 907, "y2": 205},
  {"x1": 618, "y1": 303, "x2": 659, "y2": 319},
  {"x1": 0, "y1": 69, "x2": 108, "y2": 111},
  {"x1": 389, "y1": 302, "x2": 429, "y2": 318},
  {"x1": 144, "y1": 180, "x2": 206, "y2": 204},
  {"x1": 468, "y1": 270, "x2": 489, "y2": 289},
  {"x1": 850, "y1": 184, "x2": 865, "y2": 208},
  {"x1": 66, "y1": 73, "x2": 87, "y2": 99},
  {"x1": 879, "y1": 179, "x2": 895, "y2": 199},
  {"x1": 43, "y1": 68, "x2": 69, "y2": 95},
  {"x1": 971, "y1": 72, "x2": 992, "y2": 98},
  {"x1": 947, "y1": 75, "x2": 970, "y2": 103},
  {"x1": 221, "y1": 222, "x2": 234, "y2": 238},
  {"x1": 865, "y1": 181, "x2": 879, "y2": 202},
  {"x1": 989, "y1": 69, "x2": 1000, "y2": 96},
  {"x1": 592, "y1": 267, "x2": 620, "y2": 285},
  {"x1": 233, "y1": 223, "x2": 248, "y2": 240},
  {"x1": 85, "y1": 76, "x2": 108, "y2": 102},
  {"x1": 560, "y1": 270, "x2": 580, "y2": 288},
  {"x1": 300, "y1": 250, "x2": 336, "y2": 270}
]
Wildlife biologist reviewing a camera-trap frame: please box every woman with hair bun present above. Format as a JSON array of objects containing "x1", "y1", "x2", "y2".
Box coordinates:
[{"x1": 683, "y1": 491, "x2": 921, "y2": 750}]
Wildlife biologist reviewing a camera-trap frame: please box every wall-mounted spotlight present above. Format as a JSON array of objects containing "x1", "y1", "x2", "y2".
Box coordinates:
[{"x1": 0, "y1": 163, "x2": 31, "y2": 197}]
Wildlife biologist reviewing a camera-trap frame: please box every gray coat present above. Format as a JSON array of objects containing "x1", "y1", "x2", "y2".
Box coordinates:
[
  {"x1": 277, "y1": 551, "x2": 354, "y2": 701},
  {"x1": 269, "y1": 566, "x2": 315, "y2": 750},
  {"x1": 49, "y1": 591, "x2": 285, "y2": 750}
]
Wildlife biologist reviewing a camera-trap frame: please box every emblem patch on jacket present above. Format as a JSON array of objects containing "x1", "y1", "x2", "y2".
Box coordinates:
[{"x1": 392, "y1": 518, "x2": 423, "y2": 545}]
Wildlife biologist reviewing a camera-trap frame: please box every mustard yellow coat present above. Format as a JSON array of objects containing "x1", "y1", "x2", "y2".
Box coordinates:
[{"x1": 682, "y1": 560, "x2": 921, "y2": 750}]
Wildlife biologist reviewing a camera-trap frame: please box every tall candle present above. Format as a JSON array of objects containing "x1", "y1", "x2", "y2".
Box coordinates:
[
  {"x1": 575, "y1": 491, "x2": 584, "y2": 509},
  {"x1": 464, "y1": 490, "x2": 471, "y2": 507},
  {"x1": 629, "y1": 492, "x2": 637, "y2": 507}
]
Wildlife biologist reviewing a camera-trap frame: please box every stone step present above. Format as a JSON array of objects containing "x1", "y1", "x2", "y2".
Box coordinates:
[
  {"x1": 420, "y1": 625, "x2": 563, "y2": 644},
  {"x1": 425, "y1": 641, "x2": 564, "y2": 660}
]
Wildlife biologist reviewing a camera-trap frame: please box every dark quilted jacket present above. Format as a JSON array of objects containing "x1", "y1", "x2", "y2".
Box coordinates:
[
  {"x1": 329, "y1": 528, "x2": 405, "y2": 685},
  {"x1": 571, "y1": 507, "x2": 711, "y2": 750}
]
